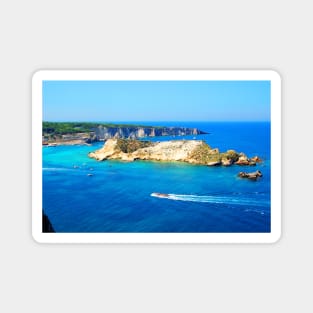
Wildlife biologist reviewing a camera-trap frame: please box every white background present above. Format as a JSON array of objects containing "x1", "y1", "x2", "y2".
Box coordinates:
[{"x1": 0, "y1": 1, "x2": 311, "y2": 312}]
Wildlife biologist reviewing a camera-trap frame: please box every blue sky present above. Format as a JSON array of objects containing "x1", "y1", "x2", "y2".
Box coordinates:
[{"x1": 43, "y1": 80, "x2": 270, "y2": 122}]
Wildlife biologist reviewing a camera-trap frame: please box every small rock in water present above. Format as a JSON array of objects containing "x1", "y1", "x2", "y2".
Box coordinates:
[{"x1": 238, "y1": 170, "x2": 262, "y2": 180}]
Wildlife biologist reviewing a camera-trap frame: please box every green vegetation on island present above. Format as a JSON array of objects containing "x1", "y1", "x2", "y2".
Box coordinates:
[
  {"x1": 42, "y1": 122, "x2": 164, "y2": 136},
  {"x1": 188, "y1": 141, "x2": 240, "y2": 165},
  {"x1": 43, "y1": 122, "x2": 96, "y2": 135},
  {"x1": 116, "y1": 139, "x2": 154, "y2": 153}
]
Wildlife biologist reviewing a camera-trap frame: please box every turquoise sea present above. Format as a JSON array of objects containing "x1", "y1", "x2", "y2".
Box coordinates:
[{"x1": 42, "y1": 122, "x2": 271, "y2": 232}]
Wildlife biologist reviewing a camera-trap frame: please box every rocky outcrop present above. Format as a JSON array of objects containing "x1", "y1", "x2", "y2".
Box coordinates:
[
  {"x1": 238, "y1": 170, "x2": 263, "y2": 180},
  {"x1": 43, "y1": 132, "x2": 97, "y2": 146},
  {"x1": 234, "y1": 154, "x2": 263, "y2": 166},
  {"x1": 92, "y1": 126, "x2": 207, "y2": 140},
  {"x1": 89, "y1": 139, "x2": 200, "y2": 162},
  {"x1": 89, "y1": 139, "x2": 261, "y2": 167}
]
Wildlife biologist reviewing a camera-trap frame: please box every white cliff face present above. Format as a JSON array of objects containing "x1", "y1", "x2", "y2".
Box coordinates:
[
  {"x1": 88, "y1": 139, "x2": 119, "y2": 160},
  {"x1": 136, "y1": 128, "x2": 146, "y2": 138},
  {"x1": 149, "y1": 128, "x2": 156, "y2": 137},
  {"x1": 93, "y1": 126, "x2": 205, "y2": 140}
]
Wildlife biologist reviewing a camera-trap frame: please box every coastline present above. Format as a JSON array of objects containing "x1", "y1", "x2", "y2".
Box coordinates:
[
  {"x1": 43, "y1": 139, "x2": 93, "y2": 147},
  {"x1": 42, "y1": 122, "x2": 207, "y2": 146}
]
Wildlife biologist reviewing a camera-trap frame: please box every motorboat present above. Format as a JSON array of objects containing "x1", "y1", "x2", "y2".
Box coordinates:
[{"x1": 151, "y1": 192, "x2": 169, "y2": 198}]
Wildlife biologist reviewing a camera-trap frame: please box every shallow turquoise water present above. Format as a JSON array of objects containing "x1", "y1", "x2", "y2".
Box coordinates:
[{"x1": 42, "y1": 122, "x2": 271, "y2": 232}]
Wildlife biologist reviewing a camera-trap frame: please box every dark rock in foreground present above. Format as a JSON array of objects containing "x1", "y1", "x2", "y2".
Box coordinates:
[{"x1": 43, "y1": 212, "x2": 55, "y2": 232}]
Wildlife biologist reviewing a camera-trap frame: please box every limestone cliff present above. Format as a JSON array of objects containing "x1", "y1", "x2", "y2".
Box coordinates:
[
  {"x1": 43, "y1": 122, "x2": 207, "y2": 145},
  {"x1": 92, "y1": 126, "x2": 206, "y2": 140},
  {"x1": 88, "y1": 139, "x2": 260, "y2": 166}
]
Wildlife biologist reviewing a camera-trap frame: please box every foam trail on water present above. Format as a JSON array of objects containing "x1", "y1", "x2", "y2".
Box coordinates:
[
  {"x1": 43, "y1": 167, "x2": 73, "y2": 172},
  {"x1": 152, "y1": 193, "x2": 269, "y2": 207}
]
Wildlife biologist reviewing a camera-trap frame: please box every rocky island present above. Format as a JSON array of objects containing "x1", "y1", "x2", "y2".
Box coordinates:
[
  {"x1": 88, "y1": 138, "x2": 261, "y2": 166},
  {"x1": 42, "y1": 122, "x2": 207, "y2": 145}
]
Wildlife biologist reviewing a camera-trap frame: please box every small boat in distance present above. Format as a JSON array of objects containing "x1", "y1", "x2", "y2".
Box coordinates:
[{"x1": 151, "y1": 192, "x2": 170, "y2": 198}]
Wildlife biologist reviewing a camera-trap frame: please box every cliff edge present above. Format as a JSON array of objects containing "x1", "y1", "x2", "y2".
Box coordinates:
[
  {"x1": 93, "y1": 125, "x2": 206, "y2": 140},
  {"x1": 43, "y1": 122, "x2": 207, "y2": 145}
]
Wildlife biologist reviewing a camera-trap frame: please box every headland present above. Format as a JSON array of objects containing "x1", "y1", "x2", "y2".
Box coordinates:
[{"x1": 42, "y1": 122, "x2": 207, "y2": 146}]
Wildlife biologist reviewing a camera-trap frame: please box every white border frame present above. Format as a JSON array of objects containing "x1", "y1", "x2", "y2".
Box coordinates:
[{"x1": 32, "y1": 70, "x2": 281, "y2": 243}]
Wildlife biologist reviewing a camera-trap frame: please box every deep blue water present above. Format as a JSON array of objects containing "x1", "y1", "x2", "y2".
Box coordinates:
[{"x1": 42, "y1": 122, "x2": 271, "y2": 232}]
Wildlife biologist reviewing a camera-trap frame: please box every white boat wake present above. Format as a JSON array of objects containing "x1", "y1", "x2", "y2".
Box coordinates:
[
  {"x1": 151, "y1": 193, "x2": 269, "y2": 207},
  {"x1": 43, "y1": 167, "x2": 72, "y2": 171}
]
